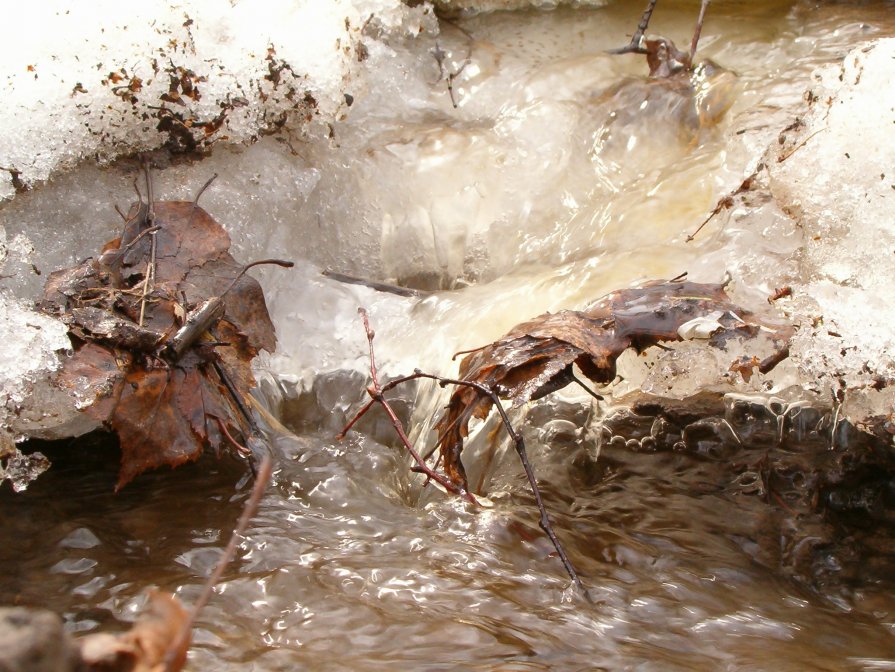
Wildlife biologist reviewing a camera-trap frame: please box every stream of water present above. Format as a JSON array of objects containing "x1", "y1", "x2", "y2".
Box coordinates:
[{"x1": 4, "y1": 1, "x2": 895, "y2": 669}]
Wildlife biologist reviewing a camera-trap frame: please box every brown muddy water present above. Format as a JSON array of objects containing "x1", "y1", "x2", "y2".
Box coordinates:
[{"x1": 5, "y1": 1, "x2": 895, "y2": 670}]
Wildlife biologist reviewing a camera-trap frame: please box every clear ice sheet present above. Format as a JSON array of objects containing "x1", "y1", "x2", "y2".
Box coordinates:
[{"x1": 1, "y1": 3, "x2": 895, "y2": 441}]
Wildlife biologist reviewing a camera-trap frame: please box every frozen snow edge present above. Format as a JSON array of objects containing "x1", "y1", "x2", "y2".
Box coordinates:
[
  {"x1": 0, "y1": 295, "x2": 97, "y2": 448},
  {"x1": 0, "y1": 0, "x2": 436, "y2": 444},
  {"x1": 768, "y1": 39, "x2": 895, "y2": 430},
  {"x1": 0, "y1": 0, "x2": 435, "y2": 200}
]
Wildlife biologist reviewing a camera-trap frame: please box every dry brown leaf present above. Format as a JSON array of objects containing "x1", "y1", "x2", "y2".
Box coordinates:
[
  {"x1": 434, "y1": 277, "x2": 790, "y2": 491},
  {"x1": 80, "y1": 591, "x2": 190, "y2": 672},
  {"x1": 40, "y1": 198, "x2": 280, "y2": 489}
]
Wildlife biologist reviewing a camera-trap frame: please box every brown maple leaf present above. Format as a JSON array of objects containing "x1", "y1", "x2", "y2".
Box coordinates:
[{"x1": 41, "y1": 195, "x2": 287, "y2": 489}]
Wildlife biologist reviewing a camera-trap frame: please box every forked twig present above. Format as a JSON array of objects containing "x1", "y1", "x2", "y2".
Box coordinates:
[
  {"x1": 411, "y1": 370, "x2": 583, "y2": 591},
  {"x1": 609, "y1": 0, "x2": 710, "y2": 69},
  {"x1": 607, "y1": 0, "x2": 656, "y2": 55},
  {"x1": 432, "y1": 26, "x2": 472, "y2": 109},
  {"x1": 338, "y1": 308, "x2": 479, "y2": 505},
  {"x1": 338, "y1": 308, "x2": 583, "y2": 589}
]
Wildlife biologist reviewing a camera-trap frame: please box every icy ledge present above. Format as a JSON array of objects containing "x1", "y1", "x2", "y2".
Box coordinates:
[
  {"x1": 768, "y1": 39, "x2": 895, "y2": 427},
  {"x1": 3, "y1": 33, "x2": 895, "y2": 451},
  {"x1": 0, "y1": 0, "x2": 435, "y2": 448},
  {"x1": 0, "y1": 295, "x2": 95, "y2": 453},
  {"x1": 0, "y1": 0, "x2": 433, "y2": 200}
]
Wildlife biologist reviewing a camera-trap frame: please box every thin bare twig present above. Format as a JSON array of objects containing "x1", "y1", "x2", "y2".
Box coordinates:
[
  {"x1": 431, "y1": 27, "x2": 472, "y2": 109},
  {"x1": 215, "y1": 416, "x2": 253, "y2": 460},
  {"x1": 686, "y1": 169, "x2": 759, "y2": 242},
  {"x1": 138, "y1": 161, "x2": 158, "y2": 326},
  {"x1": 193, "y1": 173, "x2": 218, "y2": 205},
  {"x1": 123, "y1": 224, "x2": 162, "y2": 252},
  {"x1": 163, "y1": 454, "x2": 273, "y2": 672},
  {"x1": 323, "y1": 269, "x2": 428, "y2": 298},
  {"x1": 222, "y1": 258, "x2": 295, "y2": 297},
  {"x1": 607, "y1": 0, "x2": 656, "y2": 55},
  {"x1": 410, "y1": 370, "x2": 583, "y2": 591},
  {"x1": 338, "y1": 308, "x2": 479, "y2": 505},
  {"x1": 687, "y1": 0, "x2": 711, "y2": 67},
  {"x1": 451, "y1": 343, "x2": 491, "y2": 361},
  {"x1": 212, "y1": 360, "x2": 261, "y2": 445},
  {"x1": 447, "y1": 59, "x2": 470, "y2": 109},
  {"x1": 686, "y1": 200, "x2": 730, "y2": 243},
  {"x1": 777, "y1": 127, "x2": 826, "y2": 163},
  {"x1": 339, "y1": 309, "x2": 584, "y2": 589},
  {"x1": 571, "y1": 373, "x2": 604, "y2": 401}
]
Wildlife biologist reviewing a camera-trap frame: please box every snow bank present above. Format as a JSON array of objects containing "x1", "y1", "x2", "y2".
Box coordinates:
[
  {"x1": 769, "y1": 39, "x2": 895, "y2": 422},
  {"x1": 0, "y1": 0, "x2": 433, "y2": 200},
  {"x1": 0, "y1": 0, "x2": 435, "y2": 443}
]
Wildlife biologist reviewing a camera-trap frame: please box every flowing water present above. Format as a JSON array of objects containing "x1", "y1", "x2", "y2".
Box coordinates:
[{"x1": 5, "y1": 1, "x2": 895, "y2": 669}]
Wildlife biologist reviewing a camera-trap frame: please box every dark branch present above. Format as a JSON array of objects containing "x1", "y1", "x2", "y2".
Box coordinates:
[
  {"x1": 193, "y1": 173, "x2": 218, "y2": 205},
  {"x1": 607, "y1": 0, "x2": 657, "y2": 55},
  {"x1": 410, "y1": 370, "x2": 584, "y2": 591},
  {"x1": 338, "y1": 309, "x2": 584, "y2": 589}
]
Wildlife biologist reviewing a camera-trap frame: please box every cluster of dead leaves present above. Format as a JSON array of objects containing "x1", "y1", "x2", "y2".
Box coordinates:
[
  {"x1": 39, "y1": 197, "x2": 281, "y2": 489},
  {"x1": 434, "y1": 277, "x2": 791, "y2": 491}
]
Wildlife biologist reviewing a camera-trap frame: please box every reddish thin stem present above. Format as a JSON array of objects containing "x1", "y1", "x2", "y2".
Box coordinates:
[
  {"x1": 339, "y1": 309, "x2": 583, "y2": 589},
  {"x1": 216, "y1": 416, "x2": 251, "y2": 459},
  {"x1": 411, "y1": 370, "x2": 583, "y2": 591},
  {"x1": 338, "y1": 308, "x2": 478, "y2": 505},
  {"x1": 335, "y1": 398, "x2": 375, "y2": 440},
  {"x1": 163, "y1": 454, "x2": 273, "y2": 671}
]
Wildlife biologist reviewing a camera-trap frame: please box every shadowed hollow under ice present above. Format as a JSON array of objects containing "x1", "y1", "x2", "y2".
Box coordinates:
[{"x1": 2, "y1": 0, "x2": 895, "y2": 669}]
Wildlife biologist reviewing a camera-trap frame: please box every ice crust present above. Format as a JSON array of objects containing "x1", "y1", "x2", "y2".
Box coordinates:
[
  {"x1": 0, "y1": 0, "x2": 434, "y2": 199},
  {"x1": 768, "y1": 40, "x2": 895, "y2": 417},
  {"x1": 0, "y1": 294, "x2": 95, "y2": 441},
  {"x1": 1, "y1": 3, "x2": 894, "y2": 447}
]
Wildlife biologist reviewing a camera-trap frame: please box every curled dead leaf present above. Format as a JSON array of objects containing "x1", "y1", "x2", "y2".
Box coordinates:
[
  {"x1": 434, "y1": 277, "x2": 791, "y2": 491},
  {"x1": 80, "y1": 591, "x2": 190, "y2": 672}
]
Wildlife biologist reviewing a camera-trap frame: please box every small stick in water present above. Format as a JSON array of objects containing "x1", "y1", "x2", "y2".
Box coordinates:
[
  {"x1": 339, "y1": 309, "x2": 585, "y2": 590},
  {"x1": 163, "y1": 454, "x2": 274, "y2": 672},
  {"x1": 338, "y1": 308, "x2": 479, "y2": 505},
  {"x1": 608, "y1": 0, "x2": 657, "y2": 55},
  {"x1": 323, "y1": 269, "x2": 428, "y2": 298}
]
